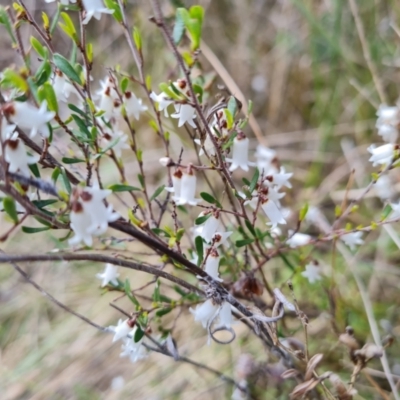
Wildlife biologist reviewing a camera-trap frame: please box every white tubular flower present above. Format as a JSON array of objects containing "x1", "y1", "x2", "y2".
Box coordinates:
[
  {"x1": 100, "y1": 130, "x2": 130, "y2": 158},
  {"x1": 286, "y1": 230, "x2": 312, "y2": 248},
  {"x1": 301, "y1": 262, "x2": 322, "y2": 284},
  {"x1": 108, "y1": 319, "x2": 133, "y2": 343},
  {"x1": 82, "y1": 0, "x2": 114, "y2": 24},
  {"x1": 171, "y1": 104, "x2": 196, "y2": 128},
  {"x1": 4, "y1": 101, "x2": 55, "y2": 138},
  {"x1": 120, "y1": 334, "x2": 147, "y2": 364},
  {"x1": 256, "y1": 145, "x2": 278, "y2": 174},
  {"x1": 80, "y1": 186, "x2": 119, "y2": 235},
  {"x1": 376, "y1": 105, "x2": 399, "y2": 143},
  {"x1": 194, "y1": 134, "x2": 216, "y2": 157},
  {"x1": 68, "y1": 200, "x2": 94, "y2": 247},
  {"x1": 150, "y1": 92, "x2": 173, "y2": 117},
  {"x1": 341, "y1": 231, "x2": 364, "y2": 250},
  {"x1": 165, "y1": 169, "x2": 182, "y2": 200},
  {"x1": 205, "y1": 248, "x2": 223, "y2": 282},
  {"x1": 368, "y1": 143, "x2": 395, "y2": 166},
  {"x1": 123, "y1": 91, "x2": 148, "y2": 120},
  {"x1": 1, "y1": 120, "x2": 16, "y2": 142},
  {"x1": 53, "y1": 70, "x2": 79, "y2": 103},
  {"x1": 96, "y1": 263, "x2": 120, "y2": 287},
  {"x1": 175, "y1": 167, "x2": 200, "y2": 206},
  {"x1": 211, "y1": 231, "x2": 232, "y2": 248},
  {"x1": 374, "y1": 175, "x2": 393, "y2": 201},
  {"x1": 260, "y1": 197, "x2": 286, "y2": 227},
  {"x1": 265, "y1": 166, "x2": 293, "y2": 189},
  {"x1": 390, "y1": 202, "x2": 400, "y2": 219},
  {"x1": 5, "y1": 135, "x2": 39, "y2": 177},
  {"x1": 190, "y1": 298, "x2": 219, "y2": 328},
  {"x1": 201, "y1": 212, "x2": 221, "y2": 242},
  {"x1": 217, "y1": 302, "x2": 233, "y2": 328},
  {"x1": 98, "y1": 85, "x2": 119, "y2": 120},
  {"x1": 227, "y1": 132, "x2": 255, "y2": 172}
]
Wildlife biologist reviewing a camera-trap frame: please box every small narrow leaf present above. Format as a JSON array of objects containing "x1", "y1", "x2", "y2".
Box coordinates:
[
  {"x1": 235, "y1": 238, "x2": 254, "y2": 248},
  {"x1": 195, "y1": 236, "x2": 203, "y2": 265},
  {"x1": 249, "y1": 168, "x2": 259, "y2": 193},
  {"x1": 2, "y1": 197, "x2": 18, "y2": 223},
  {"x1": 108, "y1": 184, "x2": 140, "y2": 192},
  {"x1": 200, "y1": 192, "x2": 222, "y2": 208},
  {"x1": 133, "y1": 325, "x2": 145, "y2": 343},
  {"x1": 62, "y1": 157, "x2": 85, "y2": 164},
  {"x1": 150, "y1": 185, "x2": 165, "y2": 201},
  {"x1": 22, "y1": 226, "x2": 51, "y2": 234},
  {"x1": 173, "y1": 8, "x2": 186, "y2": 45}
]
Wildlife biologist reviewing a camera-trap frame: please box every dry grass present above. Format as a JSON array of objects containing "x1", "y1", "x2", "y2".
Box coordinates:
[{"x1": 1, "y1": 0, "x2": 400, "y2": 399}]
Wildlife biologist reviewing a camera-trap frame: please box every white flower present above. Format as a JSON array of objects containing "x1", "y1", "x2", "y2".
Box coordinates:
[
  {"x1": 205, "y1": 249, "x2": 223, "y2": 282},
  {"x1": 159, "y1": 157, "x2": 172, "y2": 167},
  {"x1": 4, "y1": 101, "x2": 55, "y2": 138},
  {"x1": 376, "y1": 105, "x2": 399, "y2": 143},
  {"x1": 374, "y1": 175, "x2": 393, "y2": 200},
  {"x1": 217, "y1": 302, "x2": 233, "y2": 328},
  {"x1": 200, "y1": 212, "x2": 222, "y2": 242},
  {"x1": 211, "y1": 231, "x2": 232, "y2": 248},
  {"x1": 260, "y1": 198, "x2": 286, "y2": 227},
  {"x1": 82, "y1": 0, "x2": 114, "y2": 24},
  {"x1": 108, "y1": 319, "x2": 132, "y2": 343},
  {"x1": 286, "y1": 231, "x2": 312, "y2": 248},
  {"x1": 4, "y1": 135, "x2": 39, "y2": 177},
  {"x1": 171, "y1": 104, "x2": 196, "y2": 128},
  {"x1": 341, "y1": 231, "x2": 364, "y2": 250},
  {"x1": 96, "y1": 263, "x2": 120, "y2": 287},
  {"x1": 100, "y1": 130, "x2": 130, "y2": 158},
  {"x1": 165, "y1": 169, "x2": 182, "y2": 200},
  {"x1": 175, "y1": 168, "x2": 200, "y2": 206},
  {"x1": 120, "y1": 334, "x2": 147, "y2": 364},
  {"x1": 190, "y1": 298, "x2": 219, "y2": 328},
  {"x1": 1, "y1": 120, "x2": 16, "y2": 142},
  {"x1": 150, "y1": 92, "x2": 173, "y2": 117},
  {"x1": 368, "y1": 143, "x2": 395, "y2": 166},
  {"x1": 227, "y1": 133, "x2": 255, "y2": 172},
  {"x1": 68, "y1": 200, "x2": 94, "y2": 247},
  {"x1": 194, "y1": 133, "x2": 216, "y2": 157},
  {"x1": 389, "y1": 202, "x2": 400, "y2": 219},
  {"x1": 98, "y1": 85, "x2": 119, "y2": 120},
  {"x1": 81, "y1": 185, "x2": 119, "y2": 235},
  {"x1": 53, "y1": 70, "x2": 79, "y2": 103},
  {"x1": 265, "y1": 166, "x2": 293, "y2": 189},
  {"x1": 123, "y1": 91, "x2": 148, "y2": 120},
  {"x1": 301, "y1": 262, "x2": 322, "y2": 284},
  {"x1": 256, "y1": 145, "x2": 278, "y2": 175}
]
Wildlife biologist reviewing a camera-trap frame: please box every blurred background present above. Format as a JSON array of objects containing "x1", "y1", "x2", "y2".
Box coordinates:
[{"x1": 1, "y1": 0, "x2": 400, "y2": 399}]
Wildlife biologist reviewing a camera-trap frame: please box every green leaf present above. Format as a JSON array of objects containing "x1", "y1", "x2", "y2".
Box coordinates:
[
  {"x1": 30, "y1": 36, "x2": 47, "y2": 58},
  {"x1": 120, "y1": 77, "x2": 129, "y2": 93},
  {"x1": 32, "y1": 199, "x2": 58, "y2": 208},
  {"x1": 156, "y1": 307, "x2": 172, "y2": 317},
  {"x1": 35, "y1": 60, "x2": 51, "y2": 86},
  {"x1": 50, "y1": 6, "x2": 61, "y2": 35},
  {"x1": 249, "y1": 168, "x2": 259, "y2": 193},
  {"x1": 299, "y1": 203, "x2": 309, "y2": 221},
  {"x1": 151, "y1": 228, "x2": 171, "y2": 238},
  {"x1": 60, "y1": 167, "x2": 71, "y2": 194},
  {"x1": 150, "y1": 185, "x2": 165, "y2": 201},
  {"x1": 152, "y1": 279, "x2": 161, "y2": 302},
  {"x1": 0, "y1": 7, "x2": 17, "y2": 44},
  {"x1": 195, "y1": 213, "x2": 210, "y2": 225},
  {"x1": 2, "y1": 197, "x2": 18, "y2": 223},
  {"x1": 235, "y1": 238, "x2": 254, "y2": 247},
  {"x1": 133, "y1": 325, "x2": 145, "y2": 343},
  {"x1": 158, "y1": 82, "x2": 182, "y2": 100},
  {"x1": 124, "y1": 279, "x2": 140, "y2": 307},
  {"x1": 68, "y1": 103, "x2": 87, "y2": 118},
  {"x1": 173, "y1": 8, "x2": 187, "y2": 45},
  {"x1": 2, "y1": 69, "x2": 28, "y2": 93},
  {"x1": 195, "y1": 236, "x2": 203, "y2": 265},
  {"x1": 62, "y1": 157, "x2": 85, "y2": 164},
  {"x1": 38, "y1": 82, "x2": 58, "y2": 113},
  {"x1": 224, "y1": 108, "x2": 234, "y2": 129},
  {"x1": 133, "y1": 27, "x2": 142, "y2": 51},
  {"x1": 53, "y1": 53, "x2": 81, "y2": 84},
  {"x1": 29, "y1": 163, "x2": 41, "y2": 178},
  {"x1": 200, "y1": 192, "x2": 222, "y2": 208},
  {"x1": 104, "y1": 0, "x2": 121, "y2": 23},
  {"x1": 108, "y1": 184, "x2": 140, "y2": 192},
  {"x1": 22, "y1": 226, "x2": 51, "y2": 234},
  {"x1": 71, "y1": 114, "x2": 90, "y2": 137},
  {"x1": 227, "y1": 96, "x2": 237, "y2": 116},
  {"x1": 138, "y1": 174, "x2": 145, "y2": 189},
  {"x1": 58, "y1": 12, "x2": 78, "y2": 43},
  {"x1": 245, "y1": 219, "x2": 256, "y2": 237}
]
